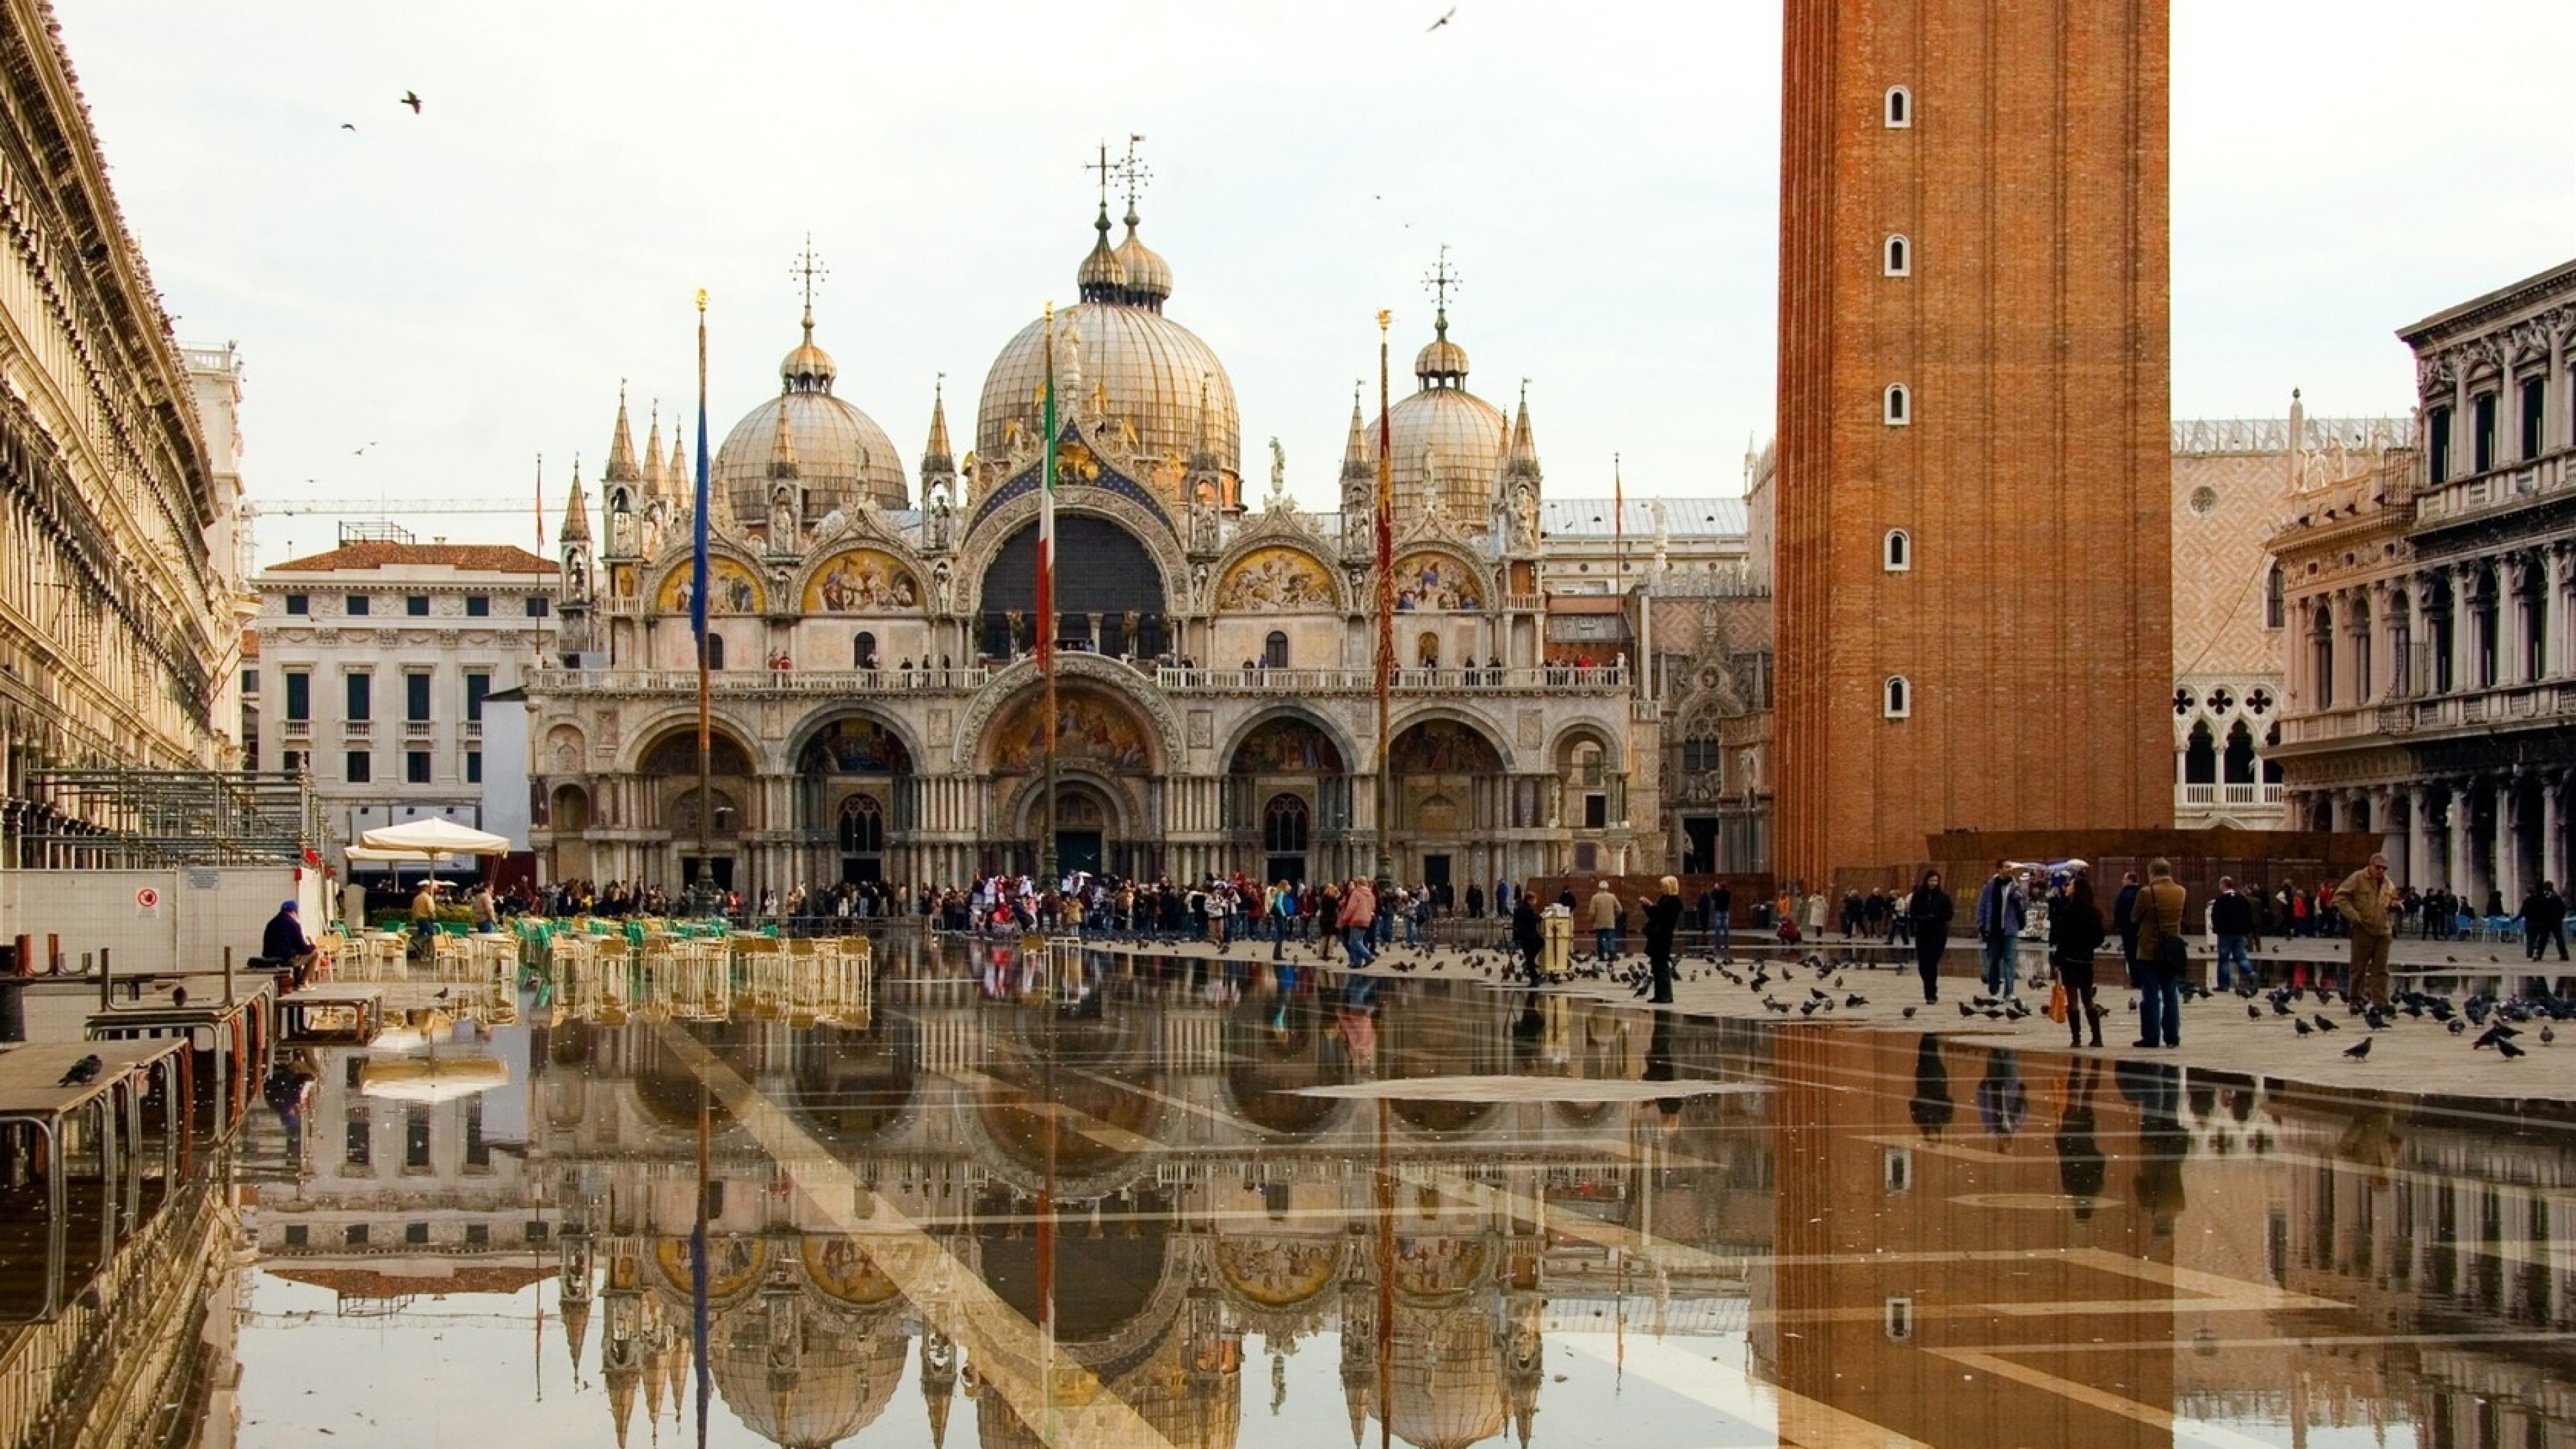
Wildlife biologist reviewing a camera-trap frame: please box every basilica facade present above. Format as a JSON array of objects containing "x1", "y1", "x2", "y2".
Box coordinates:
[{"x1": 525, "y1": 196, "x2": 1703, "y2": 898}]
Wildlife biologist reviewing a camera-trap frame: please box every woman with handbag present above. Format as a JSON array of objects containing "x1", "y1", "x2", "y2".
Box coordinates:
[
  {"x1": 2131, "y1": 858, "x2": 2189, "y2": 1049},
  {"x1": 2051, "y1": 872, "x2": 2108, "y2": 1048}
]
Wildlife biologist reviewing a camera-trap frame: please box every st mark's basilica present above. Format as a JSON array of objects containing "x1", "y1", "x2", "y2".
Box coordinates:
[{"x1": 526, "y1": 181, "x2": 1705, "y2": 898}]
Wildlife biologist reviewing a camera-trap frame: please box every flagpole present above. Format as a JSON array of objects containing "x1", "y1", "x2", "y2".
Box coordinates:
[
  {"x1": 535, "y1": 452, "x2": 545, "y2": 551},
  {"x1": 693, "y1": 289, "x2": 713, "y2": 916},
  {"x1": 1040, "y1": 303, "x2": 1059, "y2": 890},
  {"x1": 1374, "y1": 310, "x2": 1395, "y2": 902}
]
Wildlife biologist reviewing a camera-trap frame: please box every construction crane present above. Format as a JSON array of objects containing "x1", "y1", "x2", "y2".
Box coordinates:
[{"x1": 237, "y1": 498, "x2": 537, "y2": 519}]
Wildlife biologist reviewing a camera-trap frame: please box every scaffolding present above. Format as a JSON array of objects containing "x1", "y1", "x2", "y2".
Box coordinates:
[{"x1": 11, "y1": 769, "x2": 332, "y2": 869}]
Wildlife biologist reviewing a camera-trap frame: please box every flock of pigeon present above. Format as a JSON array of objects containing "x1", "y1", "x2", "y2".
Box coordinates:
[{"x1": 1328, "y1": 939, "x2": 2569, "y2": 1064}]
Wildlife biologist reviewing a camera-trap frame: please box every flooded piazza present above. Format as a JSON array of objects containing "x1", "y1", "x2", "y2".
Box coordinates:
[{"x1": 4, "y1": 933, "x2": 2575, "y2": 1449}]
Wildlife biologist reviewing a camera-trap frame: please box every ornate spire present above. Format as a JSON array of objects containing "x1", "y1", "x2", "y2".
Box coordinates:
[
  {"x1": 922, "y1": 373, "x2": 954, "y2": 475},
  {"x1": 668, "y1": 433, "x2": 689, "y2": 497},
  {"x1": 560, "y1": 458, "x2": 592, "y2": 543},
  {"x1": 604, "y1": 383, "x2": 641, "y2": 482},
  {"x1": 768, "y1": 393, "x2": 800, "y2": 481},
  {"x1": 641, "y1": 402, "x2": 665, "y2": 498},
  {"x1": 1077, "y1": 143, "x2": 1126, "y2": 303},
  {"x1": 1504, "y1": 379, "x2": 1540, "y2": 483},
  {"x1": 1341, "y1": 384, "x2": 1370, "y2": 472},
  {"x1": 1191, "y1": 373, "x2": 1218, "y2": 470},
  {"x1": 782, "y1": 237, "x2": 838, "y2": 394}
]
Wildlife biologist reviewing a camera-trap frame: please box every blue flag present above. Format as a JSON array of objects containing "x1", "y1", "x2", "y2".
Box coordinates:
[{"x1": 692, "y1": 313, "x2": 710, "y2": 645}]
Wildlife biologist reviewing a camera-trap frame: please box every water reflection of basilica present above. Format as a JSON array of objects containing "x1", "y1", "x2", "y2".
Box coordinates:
[{"x1": 184, "y1": 952, "x2": 2576, "y2": 1449}]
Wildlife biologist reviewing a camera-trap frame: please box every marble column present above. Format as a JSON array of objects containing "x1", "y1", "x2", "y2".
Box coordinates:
[
  {"x1": 2446, "y1": 782, "x2": 2473, "y2": 896},
  {"x1": 2499, "y1": 776, "x2": 2527, "y2": 912},
  {"x1": 2545, "y1": 775, "x2": 2569, "y2": 891},
  {"x1": 2407, "y1": 785, "x2": 2434, "y2": 890}
]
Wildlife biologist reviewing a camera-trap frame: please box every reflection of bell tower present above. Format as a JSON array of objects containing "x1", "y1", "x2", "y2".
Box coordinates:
[{"x1": 555, "y1": 1179, "x2": 596, "y2": 1383}]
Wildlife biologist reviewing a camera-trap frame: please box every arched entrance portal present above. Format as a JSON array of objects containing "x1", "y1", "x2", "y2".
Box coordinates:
[
  {"x1": 796, "y1": 714, "x2": 916, "y2": 885},
  {"x1": 982, "y1": 685, "x2": 1159, "y2": 879},
  {"x1": 1226, "y1": 714, "x2": 1350, "y2": 887},
  {"x1": 639, "y1": 728, "x2": 756, "y2": 891},
  {"x1": 1388, "y1": 717, "x2": 1506, "y2": 908}
]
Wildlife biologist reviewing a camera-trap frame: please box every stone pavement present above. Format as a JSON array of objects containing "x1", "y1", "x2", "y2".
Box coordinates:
[{"x1": 1075, "y1": 927, "x2": 2576, "y2": 1105}]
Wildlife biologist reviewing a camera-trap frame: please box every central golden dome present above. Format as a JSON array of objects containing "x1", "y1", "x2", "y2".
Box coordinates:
[
  {"x1": 714, "y1": 311, "x2": 908, "y2": 523},
  {"x1": 1366, "y1": 307, "x2": 1507, "y2": 529},
  {"x1": 977, "y1": 206, "x2": 1238, "y2": 501}
]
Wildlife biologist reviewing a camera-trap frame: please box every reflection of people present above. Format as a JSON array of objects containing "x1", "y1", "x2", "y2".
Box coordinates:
[
  {"x1": 2054, "y1": 1056, "x2": 2105, "y2": 1219},
  {"x1": 1643, "y1": 875, "x2": 1682, "y2": 1004},
  {"x1": 262, "y1": 899, "x2": 317, "y2": 987},
  {"x1": 2122, "y1": 1061, "x2": 2188, "y2": 1234},
  {"x1": 1974, "y1": 1047, "x2": 2027, "y2": 1141},
  {"x1": 1332, "y1": 975, "x2": 1379, "y2": 1075},
  {"x1": 1643, "y1": 1008, "x2": 1684, "y2": 1122},
  {"x1": 1908, "y1": 1034, "x2": 1954, "y2": 1140}
]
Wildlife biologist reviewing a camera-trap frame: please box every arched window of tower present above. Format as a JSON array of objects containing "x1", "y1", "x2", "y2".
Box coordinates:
[
  {"x1": 1884, "y1": 86, "x2": 1913, "y2": 128},
  {"x1": 1884, "y1": 676, "x2": 1911, "y2": 719},
  {"x1": 1884, "y1": 234, "x2": 1910, "y2": 276},
  {"x1": 1882, "y1": 529, "x2": 1911, "y2": 572},
  {"x1": 1883, "y1": 384, "x2": 1911, "y2": 426}
]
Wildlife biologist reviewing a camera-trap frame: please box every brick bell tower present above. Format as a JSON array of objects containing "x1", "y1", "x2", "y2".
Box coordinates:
[{"x1": 1773, "y1": 0, "x2": 2175, "y2": 887}]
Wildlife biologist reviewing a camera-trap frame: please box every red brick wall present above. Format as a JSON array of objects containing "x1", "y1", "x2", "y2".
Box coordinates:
[{"x1": 1775, "y1": 0, "x2": 2175, "y2": 886}]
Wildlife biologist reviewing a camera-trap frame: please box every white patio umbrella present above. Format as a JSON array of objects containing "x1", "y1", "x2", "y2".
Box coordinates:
[
  {"x1": 358, "y1": 1055, "x2": 508, "y2": 1104},
  {"x1": 361, "y1": 818, "x2": 515, "y2": 855}
]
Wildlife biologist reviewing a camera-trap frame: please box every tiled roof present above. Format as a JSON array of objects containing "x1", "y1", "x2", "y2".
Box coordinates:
[
  {"x1": 267, "y1": 543, "x2": 555, "y2": 575},
  {"x1": 1542, "y1": 496, "x2": 1747, "y2": 539}
]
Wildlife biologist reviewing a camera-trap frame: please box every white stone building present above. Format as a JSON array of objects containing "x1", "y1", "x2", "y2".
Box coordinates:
[{"x1": 245, "y1": 535, "x2": 555, "y2": 862}]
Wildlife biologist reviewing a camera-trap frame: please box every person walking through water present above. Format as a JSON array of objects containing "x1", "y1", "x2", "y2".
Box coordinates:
[
  {"x1": 1910, "y1": 868, "x2": 1954, "y2": 1004},
  {"x1": 2051, "y1": 871, "x2": 2108, "y2": 1048},
  {"x1": 1642, "y1": 875, "x2": 1684, "y2": 1004},
  {"x1": 2131, "y1": 858, "x2": 2188, "y2": 1049}
]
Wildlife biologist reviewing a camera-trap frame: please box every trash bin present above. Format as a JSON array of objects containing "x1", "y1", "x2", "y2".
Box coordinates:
[{"x1": 1540, "y1": 906, "x2": 1573, "y2": 981}]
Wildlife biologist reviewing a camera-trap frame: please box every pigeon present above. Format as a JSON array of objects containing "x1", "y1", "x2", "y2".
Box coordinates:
[
  {"x1": 2498, "y1": 1038, "x2": 2528, "y2": 1059},
  {"x1": 1846, "y1": 993, "x2": 1869, "y2": 1008},
  {"x1": 2312, "y1": 1014, "x2": 2337, "y2": 1032},
  {"x1": 57, "y1": 1054, "x2": 102, "y2": 1087},
  {"x1": 339, "y1": 122, "x2": 356, "y2": 131},
  {"x1": 2294, "y1": 1018, "x2": 2312, "y2": 1037},
  {"x1": 2246, "y1": 1003, "x2": 2261, "y2": 1020},
  {"x1": 400, "y1": 91, "x2": 423, "y2": 113},
  {"x1": 2544, "y1": 1024, "x2": 2558, "y2": 1045},
  {"x1": 172, "y1": 985, "x2": 189, "y2": 1008},
  {"x1": 1426, "y1": 5, "x2": 1457, "y2": 30},
  {"x1": 2343, "y1": 1036, "x2": 2372, "y2": 1059},
  {"x1": 1901, "y1": 1006, "x2": 1919, "y2": 1019}
]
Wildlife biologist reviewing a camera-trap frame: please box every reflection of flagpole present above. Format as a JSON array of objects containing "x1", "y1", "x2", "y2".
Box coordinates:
[
  {"x1": 1375, "y1": 1095, "x2": 1394, "y2": 1449},
  {"x1": 692, "y1": 1081, "x2": 711, "y2": 1449}
]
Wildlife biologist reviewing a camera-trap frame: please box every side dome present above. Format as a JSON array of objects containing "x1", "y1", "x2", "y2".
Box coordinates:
[
  {"x1": 713, "y1": 314, "x2": 909, "y2": 521},
  {"x1": 975, "y1": 207, "x2": 1238, "y2": 503},
  {"x1": 1368, "y1": 309, "x2": 1506, "y2": 528}
]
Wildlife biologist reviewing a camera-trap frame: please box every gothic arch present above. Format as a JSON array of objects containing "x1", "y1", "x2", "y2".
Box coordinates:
[
  {"x1": 645, "y1": 541, "x2": 771, "y2": 616},
  {"x1": 1546, "y1": 717, "x2": 1623, "y2": 767},
  {"x1": 792, "y1": 536, "x2": 932, "y2": 616},
  {"x1": 951, "y1": 492, "x2": 1191, "y2": 621},
  {"x1": 1000, "y1": 768, "x2": 1135, "y2": 841},
  {"x1": 786, "y1": 704, "x2": 929, "y2": 778},
  {"x1": 1386, "y1": 541, "x2": 1495, "y2": 612},
  {"x1": 1383, "y1": 707, "x2": 1515, "y2": 774},
  {"x1": 951, "y1": 653, "x2": 1187, "y2": 775},
  {"x1": 1220, "y1": 704, "x2": 1360, "y2": 775},
  {"x1": 617, "y1": 706, "x2": 766, "y2": 775},
  {"x1": 1208, "y1": 531, "x2": 1351, "y2": 614}
]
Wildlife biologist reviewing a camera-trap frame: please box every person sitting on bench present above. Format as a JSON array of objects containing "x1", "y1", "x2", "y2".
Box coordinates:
[{"x1": 262, "y1": 899, "x2": 317, "y2": 988}]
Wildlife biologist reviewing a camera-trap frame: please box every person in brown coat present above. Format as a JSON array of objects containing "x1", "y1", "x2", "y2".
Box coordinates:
[
  {"x1": 2335, "y1": 852, "x2": 2400, "y2": 1011},
  {"x1": 2131, "y1": 859, "x2": 2188, "y2": 1050}
]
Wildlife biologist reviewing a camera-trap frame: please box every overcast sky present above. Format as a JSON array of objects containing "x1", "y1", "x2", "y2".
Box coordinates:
[{"x1": 54, "y1": 0, "x2": 2576, "y2": 566}]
